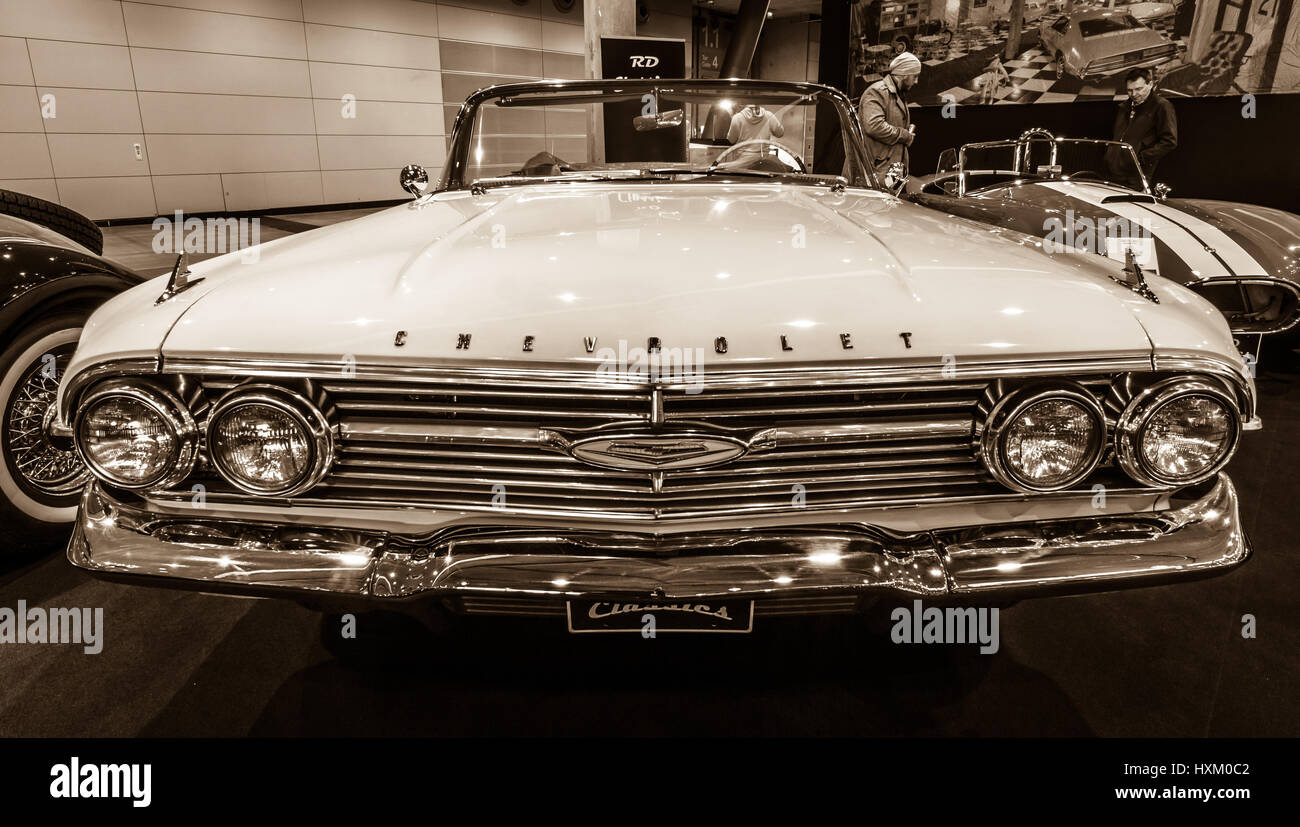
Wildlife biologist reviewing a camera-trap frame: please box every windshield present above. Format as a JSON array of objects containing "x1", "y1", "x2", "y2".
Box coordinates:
[
  {"x1": 957, "y1": 137, "x2": 1146, "y2": 191},
  {"x1": 441, "y1": 79, "x2": 875, "y2": 191},
  {"x1": 1079, "y1": 15, "x2": 1142, "y2": 36}
]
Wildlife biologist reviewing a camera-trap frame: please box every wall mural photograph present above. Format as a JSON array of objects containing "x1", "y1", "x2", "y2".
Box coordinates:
[{"x1": 849, "y1": 0, "x2": 1300, "y2": 105}]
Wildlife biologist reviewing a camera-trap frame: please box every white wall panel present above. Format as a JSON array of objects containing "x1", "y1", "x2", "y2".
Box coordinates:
[
  {"x1": 37, "y1": 88, "x2": 143, "y2": 133},
  {"x1": 0, "y1": 134, "x2": 53, "y2": 179},
  {"x1": 130, "y1": 48, "x2": 312, "y2": 97},
  {"x1": 221, "y1": 171, "x2": 325, "y2": 211},
  {"x1": 303, "y1": 0, "x2": 440, "y2": 37},
  {"x1": 122, "y1": 3, "x2": 308, "y2": 60},
  {"x1": 306, "y1": 24, "x2": 440, "y2": 70},
  {"x1": 437, "y1": 5, "x2": 542, "y2": 49},
  {"x1": 308, "y1": 62, "x2": 443, "y2": 104},
  {"x1": 57, "y1": 175, "x2": 157, "y2": 219},
  {"x1": 312, "y1": 99, "x2": 444, "y2": 136},
  {"x1": 138, "y1": 92, "x2": 315, "y2": 135},
  {"x1": 0, "y1": 84, "x2": 42, "y2": 132},
  {"x1": 146, "y1": 134, "x2": 319, "y2": 175},
  {"x1": 0, "y1": 36, "x2": 33, "y2": 85},
  {"x1": 317, "y1": 135, "x2": 447, "y2": 171},
  {"x1": 152, "y1": 174, "x2": 226, "y2": 214},
  {"x1": 47, "y1": 133, "x2": 151, "y2": 178},
  {"x1": 27, "y1": 40, "x2": 136, "y2": 90},
  {"x1": 0, "y1": 0, "x2": 127, "y2": 45},
  {"x1": 0, "y1": 178, "x2": 60, "y2": 202}
]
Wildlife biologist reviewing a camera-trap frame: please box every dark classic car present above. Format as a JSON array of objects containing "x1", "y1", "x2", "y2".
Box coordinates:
[
  {"x1": 0, "y1": 190, "x2": 143, "y2": 551},
  {"x1": 905, "y1": 129, "x2": 1300, "y2": 355}
]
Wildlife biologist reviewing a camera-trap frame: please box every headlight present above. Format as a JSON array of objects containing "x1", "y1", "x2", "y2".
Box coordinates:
[
  {"x1": 980, "y1": 386, "x2": 1105, "y2": 493},
  {"x1": 1116, "y1": 379, "x2": 1240, "y2": 487},
  {"x1": 207, "y1": 385, "x2": 333, "y2": 496},
  {"x1": 75, "y1": 381, "x2": 197, "y2": 489}
]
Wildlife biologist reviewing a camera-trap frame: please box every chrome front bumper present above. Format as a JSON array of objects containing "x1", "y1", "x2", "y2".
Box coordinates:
[{"x1": 67, "y1": 474, "x2": 1250, "y2": 611}]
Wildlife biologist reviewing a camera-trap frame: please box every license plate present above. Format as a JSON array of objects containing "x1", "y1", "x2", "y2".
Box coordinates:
[{"x1": 566, "y1": 597, "x2": 754, "y2": 634}]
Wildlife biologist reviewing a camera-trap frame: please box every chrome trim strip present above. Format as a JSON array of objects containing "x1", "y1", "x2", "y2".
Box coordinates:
[
  {"x1": 339, "y1": 416, "x2": 974, "y2": 454},
  {"x1": 160, "y1": 353, "x2": 1160, "y2": 390},
  {"x1": 58, "y1": 357, "x2": 160, "y2": 426},
  {"x1": 341, "y1": 419, "x2": 562, "y2": 447},
  {"x1": 69, "y1": 474, "x2": 1246, "y2": 602}
]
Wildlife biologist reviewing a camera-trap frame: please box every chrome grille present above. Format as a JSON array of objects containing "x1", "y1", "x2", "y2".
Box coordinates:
[{"x1": 189, "y1": 373, "x2": 1119, "y2": 519}]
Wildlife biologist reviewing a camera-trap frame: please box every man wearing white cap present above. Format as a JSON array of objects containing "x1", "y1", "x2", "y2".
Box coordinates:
[{"x1": 859, "y1": 51, "x2": 922, "y2": 184}]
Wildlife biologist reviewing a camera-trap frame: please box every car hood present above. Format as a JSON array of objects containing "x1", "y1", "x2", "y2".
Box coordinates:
[
  {"x1": 64, "y1": 182, "x2": 1242, "y2": 392},
  {"x1": 155, "y1": 183, "x2": 1175, "y2": 367}
]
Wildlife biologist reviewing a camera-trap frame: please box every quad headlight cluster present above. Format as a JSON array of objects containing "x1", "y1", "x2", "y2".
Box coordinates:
[
  {"x1": 75, "y1": 380, "x2": 334, "y2": 496},
  {"x1": 980, "y1": 378, "x2": 1241, "y2": 493}
]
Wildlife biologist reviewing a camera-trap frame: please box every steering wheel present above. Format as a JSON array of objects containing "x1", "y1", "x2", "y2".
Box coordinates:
[
  {"x1": 712, "y1": 139, "x2": 807, "y2": 173},
  {"x1": 1069, "y1": 170, "x2": 1102, "y2": 180}
]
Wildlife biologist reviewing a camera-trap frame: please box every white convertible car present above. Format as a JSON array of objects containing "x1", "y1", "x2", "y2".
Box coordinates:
[{"x1": 53, "y1": 79, "x2": 1253, "y2": 638}]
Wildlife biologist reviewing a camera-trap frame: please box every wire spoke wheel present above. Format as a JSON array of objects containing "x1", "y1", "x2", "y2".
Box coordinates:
[{"x1": 2, "y1": 342, "x2": 86, "y2": 501}]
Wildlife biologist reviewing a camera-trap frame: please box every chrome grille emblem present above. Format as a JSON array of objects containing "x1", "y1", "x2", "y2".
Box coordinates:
[{"x1": 570, "y1": 433, "x2": 747, "y2": 471}]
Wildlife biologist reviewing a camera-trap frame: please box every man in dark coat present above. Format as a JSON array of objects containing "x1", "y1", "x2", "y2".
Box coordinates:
[
  {"x1": 1106, "y1": 67, "x2": 1178, "y2": 190},
  {"x1": 859, "y1": 51, "x2": 921, "y2": 184}
]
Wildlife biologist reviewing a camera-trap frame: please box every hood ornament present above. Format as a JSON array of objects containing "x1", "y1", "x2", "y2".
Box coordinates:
[
  {"x1": 155, "y1": 252, "x2": 204, "y2": 304},
  {"x1": 1112, "y1": 248, "x2": 1159, "y2": 304}
]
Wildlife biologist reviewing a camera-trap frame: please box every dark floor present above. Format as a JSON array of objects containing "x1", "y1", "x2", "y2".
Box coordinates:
[{"x1": 2, "y1": 357, "x2": 1298, "y2": 737}]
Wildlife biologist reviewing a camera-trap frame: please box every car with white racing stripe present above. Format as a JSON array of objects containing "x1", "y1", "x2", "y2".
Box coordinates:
[{"x1": 905, "y1": 129, "x2": 1300, "y2": 357}]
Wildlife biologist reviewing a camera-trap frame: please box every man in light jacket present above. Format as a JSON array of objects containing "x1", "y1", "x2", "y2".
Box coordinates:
[{"x1": 859, "y1": 52, "x2": 922, "y2": 183}]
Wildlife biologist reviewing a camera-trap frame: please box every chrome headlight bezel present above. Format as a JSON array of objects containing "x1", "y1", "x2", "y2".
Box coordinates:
[
  {"x1": 206, "y1": 384, "x2": 335, "y2": 497},
  {"x1": 1115, "y1": 378, "x2": 1241, "y2": 488},
  {"x1": 979, "y1": 385, "x2": 1106, "y2": 494},
  {"x1": 74, "y1": 379, "x2": 198, "y2": 490}
]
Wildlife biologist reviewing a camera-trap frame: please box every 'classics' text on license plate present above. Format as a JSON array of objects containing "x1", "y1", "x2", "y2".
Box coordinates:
[{"x1": 566, "y1": 598, "x2": 754, "y2": 633}]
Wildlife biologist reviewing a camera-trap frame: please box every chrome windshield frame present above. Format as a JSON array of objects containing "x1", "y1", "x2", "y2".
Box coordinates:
[
  {"x1": 438, "y1": 77, "x2": 879, "y2": 192},
  {"x1": 953, "y1": 130, "x2": 1150, "y2": 197}
]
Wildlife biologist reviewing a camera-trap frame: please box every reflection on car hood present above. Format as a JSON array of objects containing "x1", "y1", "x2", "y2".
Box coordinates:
[{"x1": 59, "y1": 183, "x2": 1237, "y2": 376}]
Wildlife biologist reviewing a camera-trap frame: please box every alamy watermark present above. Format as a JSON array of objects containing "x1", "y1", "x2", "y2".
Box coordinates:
[
  {"x1": 152, "y1": 210, "x2": 260, "y2": 263},
  {"x1": 595, "y1": 339, "x2": 706, "y2": 394},
  {"x1": 890, "y1": 599, "x2": 999, "y2": 654},
  {"x1": 0, "y1": 600, "x2": 103, "y2": 654}
]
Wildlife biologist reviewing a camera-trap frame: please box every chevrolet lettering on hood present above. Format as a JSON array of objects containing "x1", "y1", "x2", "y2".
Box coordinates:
[{"x1": 54, "y1": 79, "x2": 1257, "y2": 641}]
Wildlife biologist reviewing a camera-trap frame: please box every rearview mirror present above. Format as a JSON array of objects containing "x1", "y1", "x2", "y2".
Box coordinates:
[{"x1": 633, "y1": 109, "x2": 684, "y2": 132}]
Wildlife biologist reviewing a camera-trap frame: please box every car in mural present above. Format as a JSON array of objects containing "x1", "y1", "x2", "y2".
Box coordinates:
[
  {"x1": 1041, "y1": 8, "x2": 1179, "y2": 80},
  {"x1": 0, "y1": 190, "x2": 143, "y2": 552},
  {"x1": 52, "y1": 80, "x2": 1253, "y2": 645},
  {"x1": 904, "y1": 129, "x2": 1300, "y2": 353}
]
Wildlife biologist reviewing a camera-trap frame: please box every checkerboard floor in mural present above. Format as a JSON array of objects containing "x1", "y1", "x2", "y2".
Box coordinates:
[
  {"x1": 934, "y1": 15, "x2": 1188, "y2": 105},
  {"x1": 939, "y1": 47, "x2": 1133, "y2": 105}
]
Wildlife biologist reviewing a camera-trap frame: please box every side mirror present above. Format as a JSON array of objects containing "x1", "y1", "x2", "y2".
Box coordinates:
[
  {"x1": 884, "y1": 161, "x2": 908, "y2": 194},
  {"x1": 1153, "y1": 182, "x2": 1171, "y2": 200},
  {"x1": 400, "y1": 164, "x2": 429, "y2": 196}
]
